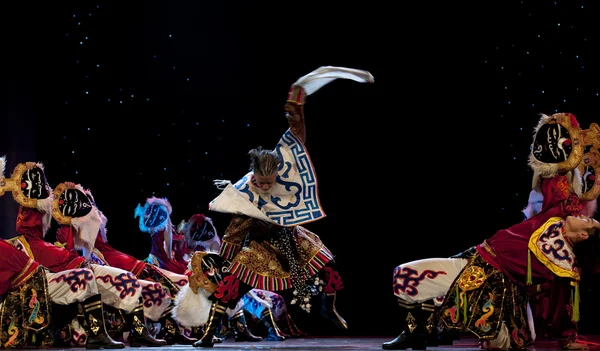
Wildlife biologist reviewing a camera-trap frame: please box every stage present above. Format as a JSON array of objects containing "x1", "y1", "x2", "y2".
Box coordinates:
[{"x1": 28, "y1": 336, "x2": 600, "y2": 351}]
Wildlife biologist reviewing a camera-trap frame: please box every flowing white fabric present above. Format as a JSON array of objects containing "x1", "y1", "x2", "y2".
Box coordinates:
[{"x1": 293, "y1": 66, "x2": 374, "y2": 95}]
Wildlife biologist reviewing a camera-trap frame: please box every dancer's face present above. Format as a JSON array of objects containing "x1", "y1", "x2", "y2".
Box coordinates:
[{"x1": 253, "y1": 173, "x2": 277, "y2": 193}]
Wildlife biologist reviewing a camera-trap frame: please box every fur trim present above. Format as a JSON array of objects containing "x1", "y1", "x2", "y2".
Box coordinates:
[
  {"x1": 570, "y1": 168, "x2": 583, "y2": 197},
  {"x1": 146, "y1": 196, "x2": 172, "y2": 214},
  {"x1": 70, "y1": 208, "x2": 101, "y2": 259},
  {"x1": 522, "y1": 189, "x2": 544, "y2": 220},
  {"x1": 581, "y1": 200, "x2": 598, "y2": 218},
  {"x1": 37, "y1": 197, "x2": 54, "y2": 237},
  {"x1": 99, "y1": 213, "x2": 108, "y2": 243},
  {"x1": 171, "y1": 284, "x2": 212, "y2": 328},
  {"x1": 0, "y1": 155, "x2": 5, "y2": 178},
  {"x1": 82, "y1": 189, "x2": 108, "y2": 243}
]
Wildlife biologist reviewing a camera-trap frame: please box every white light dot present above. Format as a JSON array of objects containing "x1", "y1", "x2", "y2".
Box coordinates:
[
  {"x1": 119, "y1": 101, "x2": 123, "y2": 104},
  {"x1": 164, "y1": 167, "x2": 167, "y2": 171},
  {"x1": 75, "y1": 171, "x2": 79, "y2": 174},
  {"x1": 169, "y1": 34, "x2": 172, "y2": 38},
  {"x1": 96, "y1": 64, "x2": 100, "y2": 68},
  {"x1": 146, "y1": 98, "x2": 150, "y2": 101},
  {"x1": 166, "y1": 183, "x2": 170, "y2": 186},
  {"x1": 72, "y1": 151, "x2": 75, "y2": 154},
  {"x1": 247, "y1": 123, "x2": 251, "y2": 127},
  {"x1": 108, "y1": 98, "x2": 111, "y2": 102},
  {"x1": 85, "y1": 91, "x2": 89, "y2": 95},
  {"x1": 87, "y1": 127, "x2": 91, "y2": 131}
]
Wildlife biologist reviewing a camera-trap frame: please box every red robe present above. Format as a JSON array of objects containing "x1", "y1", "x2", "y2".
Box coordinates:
[
  {"x1": 149, "y1": 229, "x2": 189, "y2": 275},
  {"x1": 476, "y1": 174, "x2": 583, "y2": 341},
  {"x1": 16, "y1": 206, "x2": 85, "y2": 272},
  {"x1": 477, "y1": 174, "x2": 583, "y2": 287},
  {"x1": 55, "y1": 226, "x2": 147, "y2": 277},
  {"x1": 0, "y1": 239, "x2": 40, "y2": 295}
]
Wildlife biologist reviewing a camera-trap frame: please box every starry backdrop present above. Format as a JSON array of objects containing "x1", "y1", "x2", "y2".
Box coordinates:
[{"x1": 2, "y1": 0, "x2": 600, "y2": 337}]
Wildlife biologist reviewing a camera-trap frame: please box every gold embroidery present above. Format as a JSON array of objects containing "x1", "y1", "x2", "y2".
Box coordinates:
[{"x1": 457, "y1": 266, "x2": 487, "y2": 292}]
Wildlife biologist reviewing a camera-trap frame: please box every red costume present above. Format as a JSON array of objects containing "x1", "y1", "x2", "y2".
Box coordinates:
[
  {"x1": 16, "y1": 206, "x2": 85, "y2": 271},
  {"x1": 0, "y1": 239, "x2": 39, "y2": 295},
  {"x1": 149, "y1": 228, "x2": 190, "y2": 275}
]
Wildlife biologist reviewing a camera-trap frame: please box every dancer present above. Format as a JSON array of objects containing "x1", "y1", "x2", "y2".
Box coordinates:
[
  {"x1": 189, "y1": 66, "x2": 374, "y2": 347},
  {"x1": 383, "y1": 113, "x2": 599, "y2": 351},
  {"x1": 54, "y1": 186, "x2": 197, "y2": 345},
  {"x1": 1, "y1": 161, "x2": 168, "y2": 347}
]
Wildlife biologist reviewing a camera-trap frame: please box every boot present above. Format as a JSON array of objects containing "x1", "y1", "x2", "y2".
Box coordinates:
[
  {"x1": 156, "y1": 305, "x2": 198, "y2": 345},
  {"x1": 422, "y1": 299, "x2": 439, "y2": 347},
  {"x1": 437, "y1": 320, "x2": 454, "y2": 345},
  {"x1": 261, "y1": 308, "x2": 286, "y2": 341},
  {"x1": 382, "y1": 299, "x2": 427, "y2": 350},
  {"x1": 231, "y1": 309, "x2": 263, "y2": 342},
  {"x1": 193, "y1": 301, "x2": 227, "y2": 348},
  {"x1": 281, "y1": 312, "x2": 307, "y2": 337},
  {"x1": 81, "y1": 294, "x2": 125, "y2": 349},
  {"x1": 321, "y1": 292, "x2": 348, "y2": 330},
  {"x1": 127, "y1": 301, "x2": 168, "y2": 347}
]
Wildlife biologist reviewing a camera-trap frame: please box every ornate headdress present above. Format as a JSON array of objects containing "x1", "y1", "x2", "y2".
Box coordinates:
[
  {"x1": 188, "y1": 251, "x2": 228, "y2": 294},
  {"x1": 51, "y1": 182, "x2": 101, "y2": 259},
  {"x1": 180, "y1": 214, "x2": 220, "y2": 253},
  {"x1": 134, "y1": 196, "x2": 173, "y2": 259},
  {"x1": 0, "y1": 157, "x2": 54, "y2": 234},
  {"x1": 528, "y1": 113, "x2": 584, "y2": 190}
]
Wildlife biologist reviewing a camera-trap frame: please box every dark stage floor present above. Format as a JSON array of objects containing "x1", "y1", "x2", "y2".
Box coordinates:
[{"x1": 15, "y1": 336, "x2": 600, "y2": 351}]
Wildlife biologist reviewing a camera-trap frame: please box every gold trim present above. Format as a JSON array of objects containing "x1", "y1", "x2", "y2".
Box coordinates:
[
  {"x1": 579, "y1": 122, "x2": 600, "y2": 201},
  {"x1": 51, "y1": 182, "x2": 74, "y2": 225},
  {"x1": 189, "y1": 251, "x2": 219, "y2": 294},
  {"x1": 0, "y1": 163, "x2": 38, "y2": 208},
  {"x1": 9, "y1": 260, "x2": 37, "y2": 288},
  {"x1": 6, "y1": 236, "x2": 35, "y2": 259},
  {"x1": 528, "y1": 217, "x2": 580, "y2": 281}
]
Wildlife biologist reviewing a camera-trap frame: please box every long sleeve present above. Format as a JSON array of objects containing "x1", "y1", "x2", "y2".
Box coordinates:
[
  {"x1": 285, "y1": 85, "x2": 306, "y2": 143},
  {"x1": 149, "y1": 230, "x2": 189, "y2": 275},
  {"x1": 0, "y1": 240, "x2": 40, "y2": 295},
  {"x1": 95, "y1": 235, "x2": 146, "y2": 276},
  {"x1": 16, "y1": 207, "x2": 85, "y2": 272}
]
